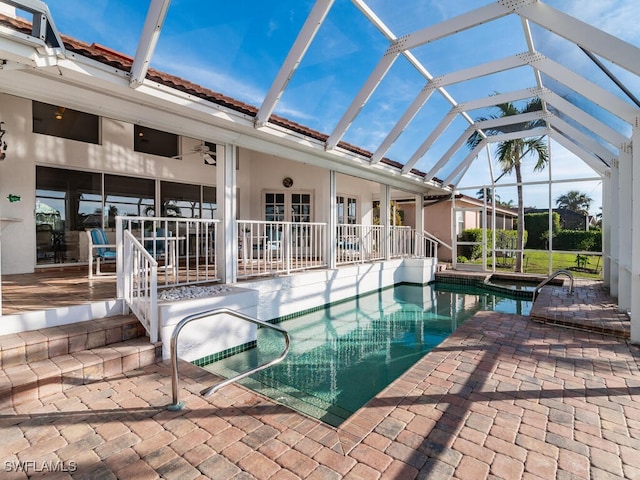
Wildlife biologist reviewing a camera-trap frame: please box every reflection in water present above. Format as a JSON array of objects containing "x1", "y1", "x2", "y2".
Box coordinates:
[{"x1": 205, "y1": 283, "x2": 531, "y2": 426}]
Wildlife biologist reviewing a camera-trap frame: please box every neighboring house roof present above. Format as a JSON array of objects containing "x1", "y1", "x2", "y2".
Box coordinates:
[{"x1": 424, "y1": 193, "x2": 518, "y2": 217}]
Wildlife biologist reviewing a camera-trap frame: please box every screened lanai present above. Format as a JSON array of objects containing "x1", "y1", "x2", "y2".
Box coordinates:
[{"x1": 0, "y1": 0, "x2": 638, "y2": 339}]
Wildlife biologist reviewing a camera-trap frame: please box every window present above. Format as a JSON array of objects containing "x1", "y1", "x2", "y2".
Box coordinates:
[
  {"x1": 134, "y1": 125, "x2": 178, "y2": 158},
  {"x1": 104, "y1": 174, "x2": 155, "y2": 227},
  {"x1": 35, "y1": 166, "x2": 217, "y2": 264},
  {"x1": 456, "y1": 211, "x2": 465, "y2": 237},
  {"x1": 32, "y1": 101, "x2": 100, "y2": 144},
  {"x1": 160, "y1": 181, "x2": 216, "y2": 219},
  {"x1": 291, "y1": 193, "x2": 311, "y2": 223},
  {"x1": 337, "y1": 196, "x2": 357, "y2": 224},
  {"x1": 36, "y1": 166, "x2": 101, "y2": 264},
  {"x1": 265, "y1": 193, "x2": 285, "y2": 222},
  {"x1": 202, "y1": 186, "x2": 217, "y2": 219}
]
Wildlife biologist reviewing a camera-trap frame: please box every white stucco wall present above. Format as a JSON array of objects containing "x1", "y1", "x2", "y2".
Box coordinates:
[
  {"x1": 0, "y1": 93, "x2": 393, "y2": 275},
  {"x1": 0, "y1": 94, "x2": 221, "y2": 274}
]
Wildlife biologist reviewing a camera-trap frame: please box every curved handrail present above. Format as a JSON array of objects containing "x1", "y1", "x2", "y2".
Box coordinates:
[
  {"x1": 532, "y1": 269, "x2": 574, "y2": 303},
  {"x1": 167, "y1": 307, "x2": 290, "y2": 410}
]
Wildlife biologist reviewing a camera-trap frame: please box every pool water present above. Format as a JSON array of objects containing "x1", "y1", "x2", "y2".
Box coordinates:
[{"x1": 203, "y1": 283, "x2": 531, "y2": 426}]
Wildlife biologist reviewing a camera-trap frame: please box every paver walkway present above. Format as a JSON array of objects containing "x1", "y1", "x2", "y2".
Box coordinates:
[{"x1": 2, "y1": 280, "x2": 640, "y2": 479}]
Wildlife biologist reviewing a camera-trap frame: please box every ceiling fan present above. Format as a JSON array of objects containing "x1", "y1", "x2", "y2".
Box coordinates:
[{"x1": 172, "y1": 143, "x2": 216, "y2": 165}]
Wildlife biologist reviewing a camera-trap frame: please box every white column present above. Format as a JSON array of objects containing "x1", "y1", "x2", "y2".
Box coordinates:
[
  {"x1": 602, "y1": 170, "x2": 611, "y2": 288},
  {"x1": 630, "y1": 120, "x2": 640, "y2": 343},
  {"x1": 328, "y1": 171, "x2": 337, "y2": 269},
  {"x1": 217, "y1": 144, "x2": 237, "y2": 284},
  {"x1": 618, "y1": 143, "x2": 632, "y2": 312},
  {"x1": 609, "y1": 162, "x2": 619, "y2": 295},
  {"x1": 381, "y1": 184, "x2": 391, "y2": 260},
  {"x1": 414, "y1": 193, "x2": 424, "y2": 257}
]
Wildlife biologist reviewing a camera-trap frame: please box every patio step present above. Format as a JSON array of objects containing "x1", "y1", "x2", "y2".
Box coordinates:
[{"x1": 0, "y1": 315, "x2": 161, "y2": 409}]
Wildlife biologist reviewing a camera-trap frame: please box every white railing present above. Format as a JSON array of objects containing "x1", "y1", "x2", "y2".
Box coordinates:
[
  {"x1": 390, "y1": 225, "x2": 413, "y2": 258},
  {"x1": 117, "y1": 216, "x2": 220, "y2": 289},
  {"x1": 336, "y1": 224, "x2": 384, "y2": 265},
  {"x1": 122, "y1": 230, "x2": 159, "y2": 342},
  {"x1": 237, "y1": 220, "x2": 327, "y2": 278},
  {"x1": 414, "y1": 231, "x2": 439, "y2": 259}
]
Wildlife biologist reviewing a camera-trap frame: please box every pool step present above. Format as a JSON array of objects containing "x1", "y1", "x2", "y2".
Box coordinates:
[{"x1": 0, "y1": 315, "x2": 161, "y2": 409}]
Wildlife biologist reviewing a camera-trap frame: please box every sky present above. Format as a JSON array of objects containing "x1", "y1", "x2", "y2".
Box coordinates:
[{"x1": 40, "y1": 0, "x2": 640, "y2": 215}]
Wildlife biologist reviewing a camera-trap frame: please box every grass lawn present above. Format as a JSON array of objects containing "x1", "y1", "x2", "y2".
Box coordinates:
[{"x1": 474, "y1": 250, "x2": 603, "y2": 279}]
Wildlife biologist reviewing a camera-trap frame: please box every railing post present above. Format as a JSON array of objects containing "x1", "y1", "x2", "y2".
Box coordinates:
[{"x1": 150, "y1": 265, "x2": 158, "y2": 343}]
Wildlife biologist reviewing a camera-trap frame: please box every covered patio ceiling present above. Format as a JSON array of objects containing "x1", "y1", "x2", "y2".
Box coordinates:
[{"x1": 0, "y1": 0, "x2": 638, "y2": 194}]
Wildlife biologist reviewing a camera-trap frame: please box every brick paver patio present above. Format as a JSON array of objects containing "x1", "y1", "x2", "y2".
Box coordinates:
[{"x1": 1, "y1": 280, "x2": 639, "y2": 479}]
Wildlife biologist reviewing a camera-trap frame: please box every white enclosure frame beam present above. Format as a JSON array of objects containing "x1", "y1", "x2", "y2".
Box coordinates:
[
  {"x1": 424, "y1": 126, "x2": 475, "y2": 182},
  {"x1": 325, "y1": 49, "x2": 398, "y2": 150},
  {"x1": 371, "y1": 83, "x2": 436, "y2": 165},
  {"x1": 631, "y1": 121, "x2": 640, "y2": 342},
  {"x1": 431, "y1": 52, "x2": 531, "y2": 88},
  {"x1": 548, "y1": 131, "x2": 609, "y2": 177},
  {"x1": 129, "y1": 0, "x2": 171, "y2": 88},
  {"x1": 548, "y1": 117, "x2": 615, "y2": 167},
  {"x1": 543, "y1": 91, "x2": 627, "y2": 148},
  {"x1": 401, "y1": 2, "x2": 510, "y2": 51},
  {"x1": 516, "y1": 0, "x2": 640, "y2": 77},
  {"x1": 444, "y1": 127, "x2": 549, "y2": 186},
  {"x1": 533, "y1": 55, "x2": 639, "y2": 125},
  {"x1": 255, "y1": 0, "x2": 334, "y2": 127},
  {"x1": 403, "y1": 108, "x2": 459, "y2": 174}
]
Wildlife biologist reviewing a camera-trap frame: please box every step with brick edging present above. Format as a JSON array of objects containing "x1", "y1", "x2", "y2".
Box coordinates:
[
  {"x1": 0, "y1": 314, "x2": 146, "y2": 368},
  {"x1": 0, "y1": 337, "x2": 162, "y2": 409}
]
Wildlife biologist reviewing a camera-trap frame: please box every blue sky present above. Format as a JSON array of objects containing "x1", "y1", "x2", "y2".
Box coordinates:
[{"x1": 42, "y1": 0, "x2": 640, "y2": 214}]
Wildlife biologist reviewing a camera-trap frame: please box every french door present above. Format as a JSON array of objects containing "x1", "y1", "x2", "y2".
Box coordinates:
[{"x1": 264, "y1": 192, "x2": 312, "y2": 256}]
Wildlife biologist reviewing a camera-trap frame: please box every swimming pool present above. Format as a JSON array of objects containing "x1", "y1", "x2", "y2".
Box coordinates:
[{"x1": 203, "y1": 283, "x2": 531, "y2": 426}]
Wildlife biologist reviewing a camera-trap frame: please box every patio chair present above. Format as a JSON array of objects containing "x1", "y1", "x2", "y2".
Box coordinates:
[
  {"x1": 87, "y1": 228, "x2": 116, "y2": 278},
  {"x1": 144, "y1": 228, "x2": 169, "y2": 257},
  {"x1": 338, "y1": 235, "x2": 361, "y2": 260},
  {"x1": 264, "y1": 226, "x2": 282, "y2": 263}
]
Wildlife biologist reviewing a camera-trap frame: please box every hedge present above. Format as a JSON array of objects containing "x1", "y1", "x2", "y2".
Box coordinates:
[
  {"x1": 524, "y1": 212, "x2": 561, "y2": 249},
  {"x1": 552, "y1": 230, "x2": 601, "y2": 251}
]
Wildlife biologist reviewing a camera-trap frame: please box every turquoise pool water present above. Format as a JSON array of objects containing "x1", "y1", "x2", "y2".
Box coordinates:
[{"x1": 203, "y1": 283, "x2": 531, "y2": 426}]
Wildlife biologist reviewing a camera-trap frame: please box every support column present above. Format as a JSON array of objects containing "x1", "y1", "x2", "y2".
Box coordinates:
[
  {"x1": 381, "y1": 184, "x2": 391, "y2": 260},
  {"x1": 630, "y1": 121, "x2": 640, "y2": 343},
  {"x1": 609, "y1": 162, "x2": 619, "y2": 295},
  {"x1": 327, "y1": 171, "x2": 337, "y2": 269},
  {"x1": 414, "y1": 193, "x2": 424, "y2": 256},
  {"x1": 618, "y1": 143, "x2": 632, "y2": 313},
  {"x1": 602, "y1": 170, "x2": 612, "y2": 288},
  {"x1": 217, "y1": 144, "x2": 237, "y2": 284}
]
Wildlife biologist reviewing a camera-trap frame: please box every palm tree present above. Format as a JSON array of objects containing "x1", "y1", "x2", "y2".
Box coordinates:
[
  {"x1": 476, "y1": 187, "x2": 500, "y2": 204},
  {"x1": 555, "y1": 190, "x2": 592, "y2": 216},
  {"x1": 466, "y1": 98, "x2": 549, "y2": 272}
]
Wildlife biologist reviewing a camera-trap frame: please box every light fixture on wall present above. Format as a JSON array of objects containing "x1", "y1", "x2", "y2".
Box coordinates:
[
  {"x1": 54, "y1": 107, "x2": 65, "y2": 120},
  {"x1": 282, "y1": 177, "x2": 293, "y2": 188}
]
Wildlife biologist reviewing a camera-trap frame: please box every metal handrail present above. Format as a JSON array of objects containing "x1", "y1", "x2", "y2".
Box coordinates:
[
  {"x1": 167, "y1": 307, "x2": 290, "y2": 410},
  {"x1": 532, "y1": 269, "x2": 574, "y2": 303}
]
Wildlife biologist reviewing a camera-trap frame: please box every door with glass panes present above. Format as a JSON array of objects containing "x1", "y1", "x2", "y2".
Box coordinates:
[{"x1": 264, "y1": 192, "x2": 311, "y2": 257}]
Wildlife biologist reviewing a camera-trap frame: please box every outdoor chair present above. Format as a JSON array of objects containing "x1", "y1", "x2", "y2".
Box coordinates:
[
  {"x1": 144, "y1": 228, "x2": 179, "y2": 277},
  {"x1": 87, "y1": 228, "x2": 117, "y2": 278},
  {"x1": 264, "y1": 226, "x2": 282, "y2": 263},
  {"x1": 338, "y1": 235, "x2": 361, "y2": 260},
  {"x1": 144, "y1": 228, "x2": 169, "y2": 257}
]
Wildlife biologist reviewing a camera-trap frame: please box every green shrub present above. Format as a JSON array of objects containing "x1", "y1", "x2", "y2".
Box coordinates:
[{"x1": 553, "y1": 230, "x2": 601, "y2": 251}]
